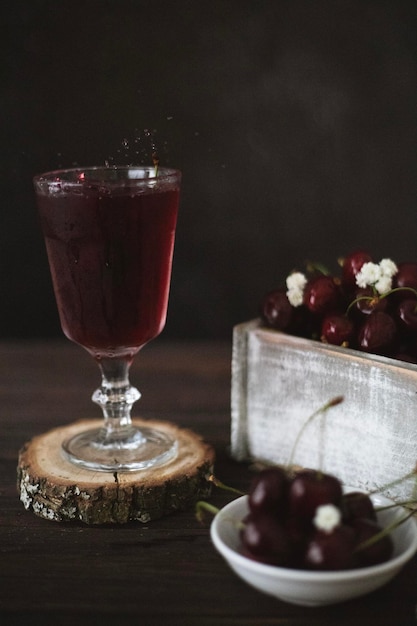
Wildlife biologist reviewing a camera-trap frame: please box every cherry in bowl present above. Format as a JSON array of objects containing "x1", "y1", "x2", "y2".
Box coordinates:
[{"x1": 210, "y1": 491, "x2": 417, "y2": 607}]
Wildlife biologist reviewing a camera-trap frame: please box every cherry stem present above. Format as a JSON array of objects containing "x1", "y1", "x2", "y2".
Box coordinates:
[
  {"x1": 345, "y1": 286, "x2": 417, "y2": 317},
  {"x1": 375, "y1": 498, "x2": 417, "y2": 511},
  {"x1": 305, "y1": 260, "x2": 330, "y2": 276},
  {"x1": 195, "y1": 501, "x2": 220, "y2": 523},
  {"x1": 355, "y1": 507, "x2": 416, "y2": 553},
  {"x1": 367, "y1": 467, "x2": 417, "y2": 496},
  {"x1": 206, "y1": 474, "x2": 245, "y2": 496},
  {"x1": 345, "y1": 295, "x2": 377, "y2": 316},
  {"x1": 388, "y1": 286, "x2": 417, "y2": 299},
  {"x1": 195, "y1": 475, "x2": 246, "y2": 524},
  {"x1": 286, "y1": 396, "x2": 344, "y2": 470}
]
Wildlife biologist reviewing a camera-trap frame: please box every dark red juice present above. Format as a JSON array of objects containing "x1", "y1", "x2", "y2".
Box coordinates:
[{"x1": 37, "y1": 184, "x2": 179, "y2": 359}]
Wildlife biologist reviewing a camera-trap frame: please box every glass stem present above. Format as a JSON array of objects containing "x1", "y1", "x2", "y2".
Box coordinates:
[{"x1": 92, "y1": 358, "x2": 141, "y2": 438}]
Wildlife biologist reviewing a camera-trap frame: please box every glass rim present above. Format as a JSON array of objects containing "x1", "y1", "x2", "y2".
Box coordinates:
[{"x1": 33, "y1": 165, "x2": 181, "y2": 191}]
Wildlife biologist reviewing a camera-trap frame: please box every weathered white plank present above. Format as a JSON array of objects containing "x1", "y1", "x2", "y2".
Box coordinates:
[{"x1": 231, "y1": 319, "x2": 417, "y2": 501}]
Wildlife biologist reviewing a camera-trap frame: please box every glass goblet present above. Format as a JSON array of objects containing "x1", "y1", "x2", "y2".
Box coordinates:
[{"x1": 34, "y1": 166, "x2": 181, "y2": 472}]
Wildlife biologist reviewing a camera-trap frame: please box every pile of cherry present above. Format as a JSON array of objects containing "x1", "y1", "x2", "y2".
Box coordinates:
[
  {"x1": 260, "y1": 250, "x2": 417, "y2": 362},
  {"x1": 241, "y1": 466, "x2": 393, "y2": 571}
]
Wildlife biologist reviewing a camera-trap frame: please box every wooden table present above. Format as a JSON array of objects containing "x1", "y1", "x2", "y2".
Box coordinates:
[{"x1": 1, "y1": 340, "x2": 416, "y2": 626}]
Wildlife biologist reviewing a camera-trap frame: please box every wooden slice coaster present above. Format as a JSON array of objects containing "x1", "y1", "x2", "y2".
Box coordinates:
[{"x1": 17, "y1": 419, "x2": 215, "y2": 524}]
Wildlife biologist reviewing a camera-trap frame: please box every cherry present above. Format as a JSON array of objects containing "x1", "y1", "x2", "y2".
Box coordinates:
[
  {"x1": 341, "y1": 250, "x2": 373, "y2": 291},
  {"x1": 260, "y1": 290, "x2": 293, "y2": 331},
  {"x1": 304, "y1": 524, "x2": 356, "y2": 570},
  {"x1": 303, "y1": 276, "x2": 342, "y2": 316},
  {"x1": 288, "y1": 470, "x2": 343, "y2": 524},
  {"x1": 350, "y1": 287, "x2": 388, "y2": 317},
  {"x1": 341, "y1": 492, "x2": 376, "y2": 525},
  {"x1": 284, "y1": 516, "x2": 310, "y2": 567},
  {"x1": 288, "y1": 305, "x2": 319, "y2": 339},
  {"x1": 240, "y1": 513, "x2": 294, "y2": 566},
  {"x1": 394, "y1": 350, "x2": 417, "y2": 364},
  {"x1": 353, "y1": 518, "x2": 393, "y2": 566},
  {"x1": 393, "y1": 262, "x2": 417, "y2": 295},
  {"x1": 258, "y1": 251, "x2": 417, "y2": 363},
  {"x1": 248, "y1": 467, "x2": 289, "y2": 518},
  {"x1": 358, "y1": 311, "x2": 398, "y2": 356},
  {"x1": 396, "y1": 299, "x2": 417, "y2": 335},
  {"x1": 394, "y1": 335, "x2": 417, "y2": 362},
  {"x1": 235, "y1": 464, "x2": 399, "y2": 571},
  {"x1": 321, "y1": 314, "x2": 355, "y2": 347}
]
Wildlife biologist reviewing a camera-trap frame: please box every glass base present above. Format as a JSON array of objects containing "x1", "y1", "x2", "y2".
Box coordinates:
[{"x1": 62, "y1": 425, "x2": 178, "y2": 472}]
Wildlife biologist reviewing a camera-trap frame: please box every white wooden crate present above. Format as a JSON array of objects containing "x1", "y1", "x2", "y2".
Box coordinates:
[{"x1": 231, "y1": 319, "x2": 417, "y2": 501}]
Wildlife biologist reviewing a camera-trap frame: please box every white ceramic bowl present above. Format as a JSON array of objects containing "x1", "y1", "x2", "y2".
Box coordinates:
[{"x1": 210, "y1": 492, "x2": 417, "y2": 606}]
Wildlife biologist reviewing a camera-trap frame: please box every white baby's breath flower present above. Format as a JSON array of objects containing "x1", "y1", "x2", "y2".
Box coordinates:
[
  {"x1": 355, "y1": 262, "x2": 382, "y2": 289},
  {"x1": 287, "y1": 289, "x2": 304, "y2": 307},
  {"x1": 379, "y1": 258, "x2": 398, "y2": 279},
  {"x1": 375, "y1": 275, "x2": 393, "y2": 295},
  {"x1": 286, "y1": 272, "x2": 307, "y2": 292},
  {"x1": 356, "y1": 258, "x2": 398, "y2": 293},
  {"x1": 286, "y1": 272, "x2": 307, "y2": 308},
  {"x1": 313, "y1": 504, "x2": 341, "y2": 533}
]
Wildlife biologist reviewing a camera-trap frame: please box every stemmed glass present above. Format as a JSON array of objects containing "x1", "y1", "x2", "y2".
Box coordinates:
[{"x1": 34, "y1": 165, "x2": 181, "y2": 472}]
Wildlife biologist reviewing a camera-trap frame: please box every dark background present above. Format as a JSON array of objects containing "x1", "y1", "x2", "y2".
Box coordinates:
[{"x1": 1, "y1": 0, "x2": 416, "y2": 341}]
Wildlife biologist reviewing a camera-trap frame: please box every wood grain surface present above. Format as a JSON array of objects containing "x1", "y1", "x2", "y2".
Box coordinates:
[{"x1": 1, "y1": 340, "x2": 416, "y2": 626}]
